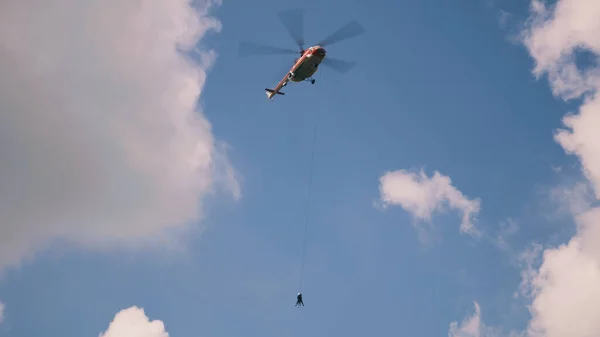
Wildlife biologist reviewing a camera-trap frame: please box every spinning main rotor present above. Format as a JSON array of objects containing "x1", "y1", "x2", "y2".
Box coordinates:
[{"x1": 239, "y1": 8, "x2": 365, "y2": 74}]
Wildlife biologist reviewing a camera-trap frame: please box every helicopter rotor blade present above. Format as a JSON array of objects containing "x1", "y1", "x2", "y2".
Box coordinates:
[
  {"x1": 321, "y1": 57, "x2": 357, "y2": 74},
  {"x1": 317, "y1": 21, "x2": 365, "y2": 47},
  {"x1": 238, "y1": 41, "x2": 299, "y2": 56},
  {"x1": 277, "y1": 8, "x2": 305, "y2": 50}
]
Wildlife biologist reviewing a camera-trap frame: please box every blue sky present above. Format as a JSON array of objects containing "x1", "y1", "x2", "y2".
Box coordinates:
[{"x1": 1, "y1": 0, "x2": 600, "y2": 336}]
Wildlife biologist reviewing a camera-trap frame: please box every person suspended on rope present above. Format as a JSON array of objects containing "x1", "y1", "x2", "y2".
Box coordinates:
[{"x1": 295, "y1": 293, "x2": 304, "y2": 307}]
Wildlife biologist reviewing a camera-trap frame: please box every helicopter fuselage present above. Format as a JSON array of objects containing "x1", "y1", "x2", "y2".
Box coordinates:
[
  {"x1": 265, "y1": 45, "x2": 327, "y2": 99},
  {"x1": 288, "y1": 45, "x2": 327, "y2": 82},
  {"x1": 248, "y1": 10, "x2": 364, "y2": 100}
]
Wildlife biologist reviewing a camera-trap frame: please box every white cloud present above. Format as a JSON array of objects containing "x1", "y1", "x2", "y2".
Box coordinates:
[
  {"x1": 522, "y1": 0, "x2": 600, "y2": 196},
  {"x1": 0, "y1": 301, "x2": 4, "y2": 324},
  {"x1": 378, "y1": 169, "x2": 481, "y2": 236},
  {"x1": 99, "y1": 306, "x2": 169, "y2": 337},
  {"x1": 0, "y1": 0, "x2": 239, "y2": 269},
  {"x1": 519, "y1": 0, "x2": 600, "y2": 336},
  {"x1": 526, "y1": 208, "x2": 600, "y2": 337}
]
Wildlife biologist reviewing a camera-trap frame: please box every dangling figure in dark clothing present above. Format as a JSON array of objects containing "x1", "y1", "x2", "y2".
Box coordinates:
[{"x1": 295, "y1": 293, "x2": 304, "y2": 307}]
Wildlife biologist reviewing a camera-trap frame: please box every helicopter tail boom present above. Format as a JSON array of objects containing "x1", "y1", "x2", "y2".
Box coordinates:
[{"x1": 265, "y1": 88, "x2": 285, "y2": 99}]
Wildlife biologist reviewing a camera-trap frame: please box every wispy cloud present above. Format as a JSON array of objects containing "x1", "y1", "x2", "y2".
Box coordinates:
[
  {"x1": 498, "y1": 10, "x2": 512, "y2": 28},
  {"x1": 449, "y1": 302, "x2": 510, "y2": 337},
  {"x1": 549, "y1": 181, "x2": 594, "y2": 217},
  {"x1": 0, "y1": 0, "x2": 237, "y2": 270},
  {"x1": 449, "y1": 302, "x2": 484, "y2": 337},
  {"x1": 494, "y1": 218, "x2": 520, "y2": 251},
  {"x1": 377, "y1": 169, "x2": 481, "y2": 236},
  {"x1": 516, "y1": 242, "x2": 543, "y2": 300}
]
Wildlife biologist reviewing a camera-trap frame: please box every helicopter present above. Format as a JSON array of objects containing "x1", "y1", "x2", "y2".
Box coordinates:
[{"x1": 238, "y1": 9, "x2": 365, "y2": 100}]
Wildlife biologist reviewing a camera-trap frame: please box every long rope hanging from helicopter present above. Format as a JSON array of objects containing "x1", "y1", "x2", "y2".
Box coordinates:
[
  {"x1": 238, "y1": 8, "x2": 366, "y2": 307},
  {"x1": 299, "y1": 120, "x2": 317, "y2": 293}
]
